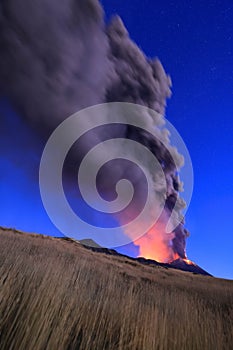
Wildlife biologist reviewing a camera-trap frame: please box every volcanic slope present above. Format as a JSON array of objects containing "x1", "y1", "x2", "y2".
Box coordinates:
[{"x1": 0, "y1": 227, "x2": 232, "y2": 350}]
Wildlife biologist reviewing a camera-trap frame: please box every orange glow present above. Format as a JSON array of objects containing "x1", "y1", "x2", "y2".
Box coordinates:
[
  {"x1": 183, "y1": 258, "x2": 196, "y2": 266},
  {"x1": 134, "y1": 221, "x2": 176, "y2": 263},
  {"x1": 121, "y1": 209, "x2": 191, "y2": 264},
  {"x1": 173, "y1": 253, "x2": 180, "y2": 261}
]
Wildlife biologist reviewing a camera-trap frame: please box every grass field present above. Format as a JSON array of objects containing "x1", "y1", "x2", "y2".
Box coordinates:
[{"x1": 0, "y1": 227, "x2": 232, "y2": 350}]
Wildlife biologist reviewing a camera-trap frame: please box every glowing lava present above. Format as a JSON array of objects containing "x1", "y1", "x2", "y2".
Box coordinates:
[
  {"x1": 134, "y1": 221, "x2": 177, "y2": 263},
  {"x1": 133, "y1": 223, "x2": 195, "y2": 265},
  {"x1": 182, "y1": 258, "x2": 196, "y2": 266}
]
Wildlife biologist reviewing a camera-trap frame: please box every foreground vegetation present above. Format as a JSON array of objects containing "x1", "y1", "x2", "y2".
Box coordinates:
[{"x1": 0, "y1": 227, "x2": 232, "y2": 350}]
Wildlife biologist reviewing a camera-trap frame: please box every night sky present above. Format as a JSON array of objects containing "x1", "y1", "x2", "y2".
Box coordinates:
[
  {"x1": 101, "y1": 0, "x2": 233, "y2": 278},
  {"x1": 1, "y1": 1, "x2": 233, "y2": 278}
]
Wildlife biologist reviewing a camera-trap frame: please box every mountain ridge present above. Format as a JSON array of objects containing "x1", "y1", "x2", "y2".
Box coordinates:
[
  {"x1": 0, "y1": 226, "x2": 211, "y2": 276},
  {"x1": 0, "y1": 226, "x2": 232, "y2": 350}
]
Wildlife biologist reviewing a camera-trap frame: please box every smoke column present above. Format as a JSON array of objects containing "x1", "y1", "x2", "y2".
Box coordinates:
[{"x1": 0, "y1": 0, "x2": 190, "y2": 261}]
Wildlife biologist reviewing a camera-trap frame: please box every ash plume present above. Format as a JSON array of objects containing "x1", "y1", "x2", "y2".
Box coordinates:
[
  {"x1": 106, "y1": 16, "x2": 172, "y2": 115},
  {"x1": 0, "y1": 0, "x2": 111, "y2": 131},
  {"x1": 0, "y1": 0, "x2": 189, "y2": 259}
]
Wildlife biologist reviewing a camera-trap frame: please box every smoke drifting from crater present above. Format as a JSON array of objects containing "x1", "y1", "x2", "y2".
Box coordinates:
[{"x1": 0, "y1": 0, "x2": 189, "y2": 260}]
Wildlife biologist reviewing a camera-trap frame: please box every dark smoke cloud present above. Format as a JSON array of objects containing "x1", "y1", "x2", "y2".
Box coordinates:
[
  {"x1": 0, "y1": 0, "x2": 111, "y2": 131},
  {"x1": 106, "y1": 16, "x2": 172, "y2": 115},
  {"x1": 0, "y1": 0, "x2": 188, "y2": 258}
]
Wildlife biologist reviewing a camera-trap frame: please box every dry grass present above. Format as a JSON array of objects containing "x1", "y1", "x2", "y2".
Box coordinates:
[{"x1": 0, "y1": 227, "x2": 232, "y2": 350}]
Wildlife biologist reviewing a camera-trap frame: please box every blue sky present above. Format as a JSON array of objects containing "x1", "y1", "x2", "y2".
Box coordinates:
[
  {"x1": 101, "y1": 0, "x2": 233, "y2": 278},
  {"x1": 1, "y1": 1, "x2": 232, "y2": 279}
]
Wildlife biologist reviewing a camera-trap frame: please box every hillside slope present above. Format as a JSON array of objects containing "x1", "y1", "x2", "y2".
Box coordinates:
[{"x1": 0, "y1": 227, "x2": 232, "y2": 350}]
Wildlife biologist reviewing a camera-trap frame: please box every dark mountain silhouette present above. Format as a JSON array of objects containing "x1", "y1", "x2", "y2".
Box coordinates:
[{"x1": 65, "y1": 237, "x2": 211, "y2": 276}]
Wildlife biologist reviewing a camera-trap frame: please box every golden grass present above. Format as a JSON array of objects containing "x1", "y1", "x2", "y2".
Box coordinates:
[{"x1": 0, "y1": 227, "x2": 232, "y2": 350}]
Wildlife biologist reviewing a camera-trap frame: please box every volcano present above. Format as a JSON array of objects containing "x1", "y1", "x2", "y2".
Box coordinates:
[
  {"x1": 78, "y1": 238, "x2": 211, "y2": 276},
  {"x1": 1, "y1": 226, "x2": 232, "y2": 350}
]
